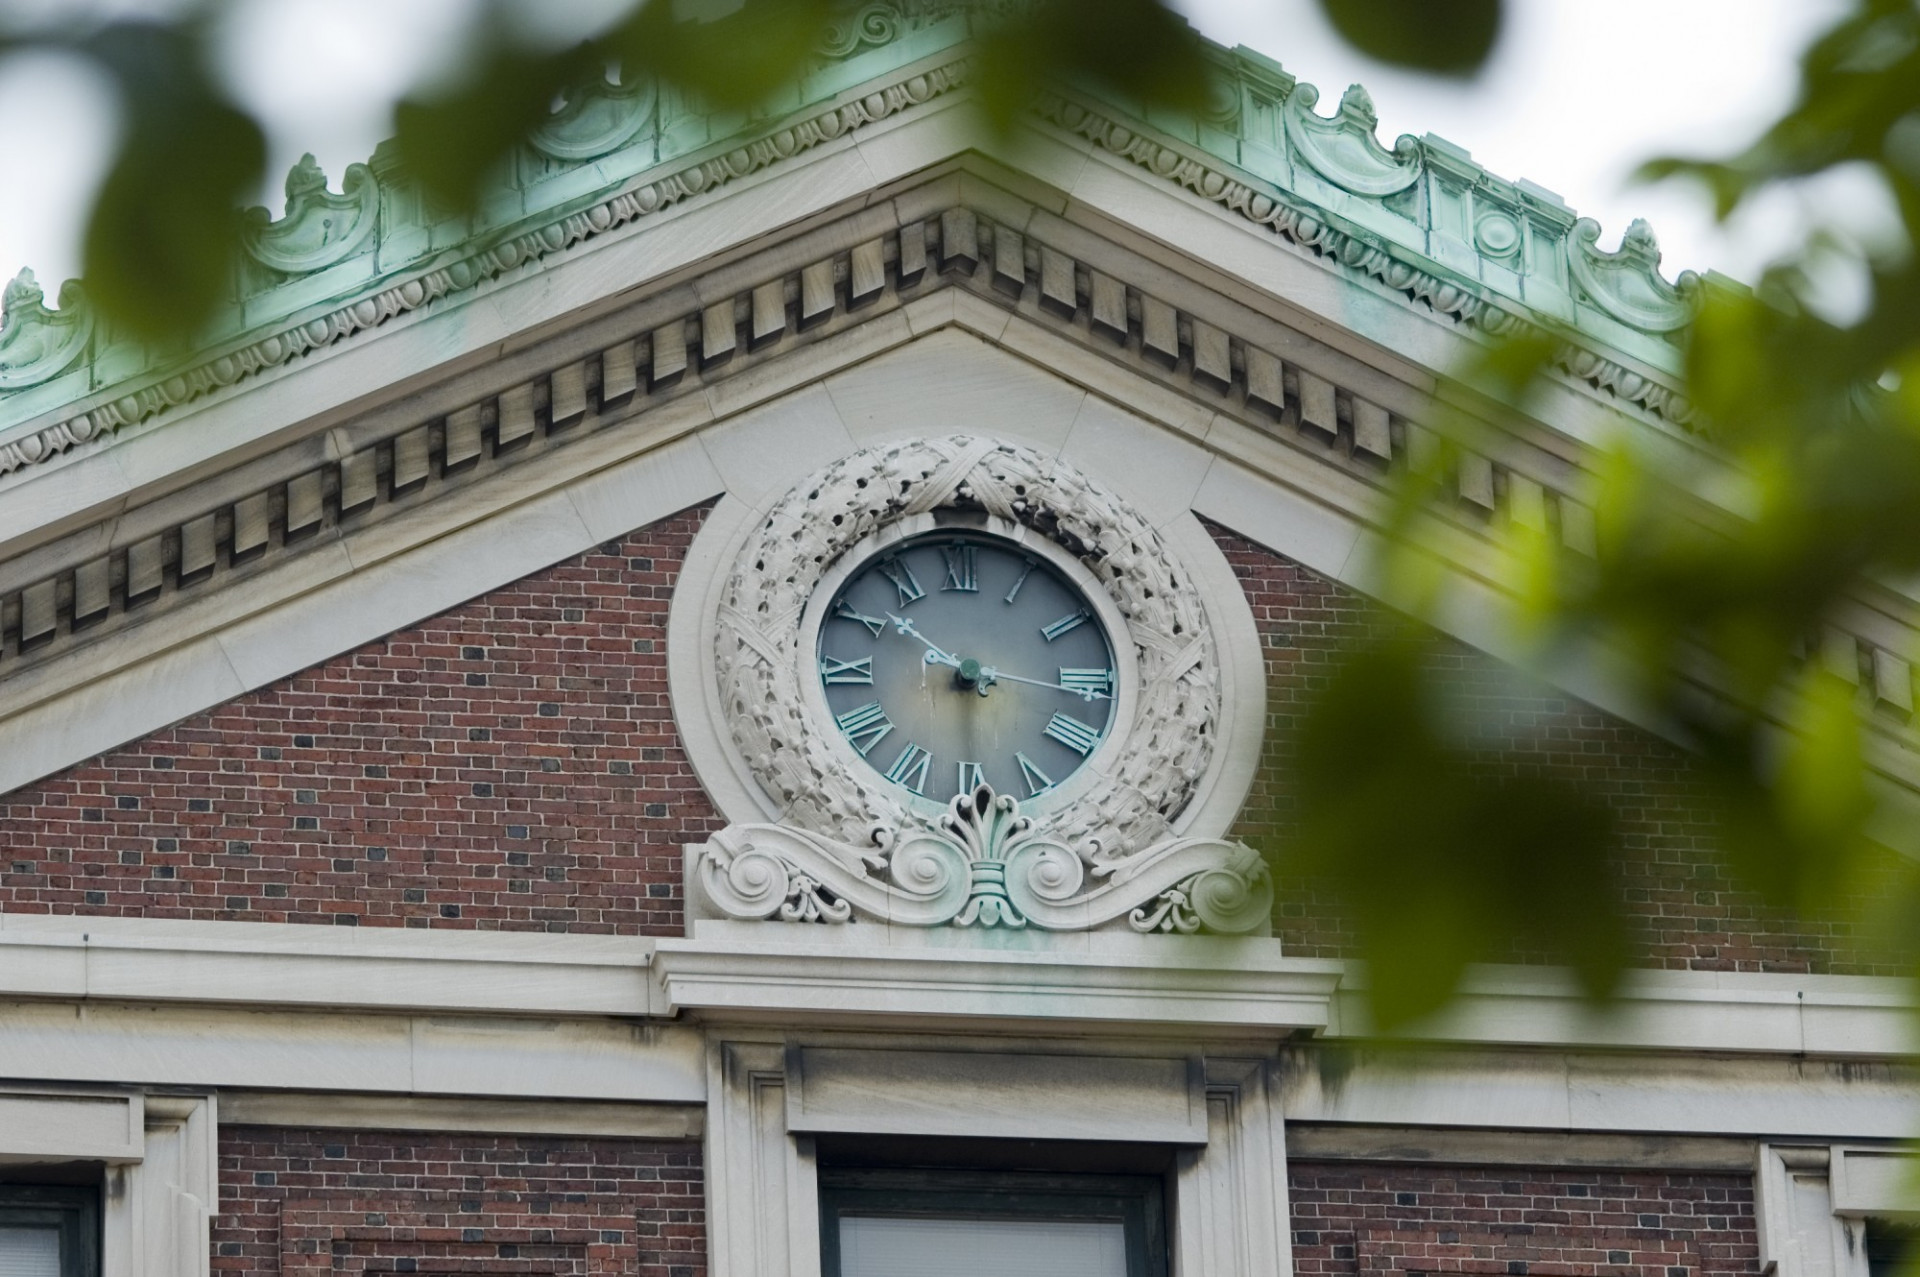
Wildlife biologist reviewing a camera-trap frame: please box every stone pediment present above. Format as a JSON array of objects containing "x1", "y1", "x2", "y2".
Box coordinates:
[
  {"x1": 1, "y1": 15, "x2": 1918, "y2": 858},
  {"x1": 0, "y1": 165, "x2": 1541, "y2": 786}
]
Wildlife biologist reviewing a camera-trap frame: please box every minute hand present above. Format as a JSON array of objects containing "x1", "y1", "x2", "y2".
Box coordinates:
[{"x1": 978, "y1": 665, "x2": 1111, "y2": 701}]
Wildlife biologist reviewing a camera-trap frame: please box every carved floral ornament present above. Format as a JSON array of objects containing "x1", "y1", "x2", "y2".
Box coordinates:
[{"x1": 696, "y1": 436, "x2": 1274, "y2": 935}]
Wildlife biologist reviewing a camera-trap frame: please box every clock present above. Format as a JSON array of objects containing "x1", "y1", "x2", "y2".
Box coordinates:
[
  {"x1": 815, "y1": 532, "x2": 1118, "y2": 804},
  {"x1": 692, "y1": 437, "x2": 1269, "y2": 934}
]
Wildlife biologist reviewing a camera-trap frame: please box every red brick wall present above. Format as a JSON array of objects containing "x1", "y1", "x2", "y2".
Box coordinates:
[
  {"x1": 1289, "y1": 1161, "x2": 1758, "y2": 1277},
  {"x1": 0, "y1": 504, "x2": 719, "y2": 934},
  {"x1": 1210, "y1": 523, "x2": 1898, "y2": 975},
  {"x1": 214, "y1": 1127, "x2": 703, "y2": 1275}
]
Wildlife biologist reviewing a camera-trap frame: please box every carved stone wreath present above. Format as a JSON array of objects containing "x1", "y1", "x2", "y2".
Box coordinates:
[
  {"x1": 700, "y1": 436, "x2": 1267, "y2": 934},
  {"x1": 715, "y1": 435, "x2": 1218, "y2": 857}
]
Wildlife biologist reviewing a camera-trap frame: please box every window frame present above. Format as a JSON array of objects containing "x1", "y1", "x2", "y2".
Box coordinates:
[
  {"x1": 0, "y1": 1184, "x2": 101, "y2": 1277},
  {"x1": 818, "y1": 1166, "x2": 1168, "y2": 1277}
]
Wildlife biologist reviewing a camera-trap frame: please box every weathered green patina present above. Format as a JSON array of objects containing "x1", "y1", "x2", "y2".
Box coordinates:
[{"x1": 0, "y1": 5, "x2": 1704, "y2": 476}]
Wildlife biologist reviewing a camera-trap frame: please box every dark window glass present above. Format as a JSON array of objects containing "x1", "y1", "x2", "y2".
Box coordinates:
[
  {"x1": 1868, "y1": 1219, "x2": 1920, "y2": 1277},
  {"x1": 819, "y1": 1168, "x2": 1167, "y2": 1277},
  {"x1": 0, "y1": 1187, "x2": 99, "y2": 1277}
]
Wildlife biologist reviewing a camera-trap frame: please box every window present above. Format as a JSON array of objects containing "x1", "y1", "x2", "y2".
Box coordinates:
[
  {"x1": 1867, "y1": 1219, "x2": 1920, "y2": 1277},
  {"x1": 0, "y1": 1188, "x2": 98, "y2": 1277},
  {"x1": 819, "y1": 1168, "x2": 1168, "y2": 1277}
]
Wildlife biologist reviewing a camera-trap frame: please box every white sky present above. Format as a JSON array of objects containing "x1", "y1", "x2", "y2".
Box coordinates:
[{"x1": 0, "y1": 0, "x2": 1890, "y2": 302}]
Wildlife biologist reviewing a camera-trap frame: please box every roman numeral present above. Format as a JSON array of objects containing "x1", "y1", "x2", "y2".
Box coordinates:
[
  {"x1": 1044, "y1": 711, "x2": 1102, "y2": 756},
  {"x1": 1015, "y1": 751, "x2": 1054, "y2": 796},
  {"x1": 1040, "y1": 609, "x2": 1089, "y2": 642},
  {"x1": 878, "y1": 556, "x2": 924, "y2": 607},
  {"x1": 956, "y1": 760, "x2": 986, "y2": 796},
  {"x1": 941, "y1": 544, "x2": 977, "y2": 592},
  {"x1": 834, "y1": 602, "x2": 885, "y2": 637},
  {"x1": 835, "y1": 701, "x2": 894, "y2": 756},
  {"x1": 1004, "y1": 557, "x2": 1036, "y2": 604},
  {"x1": 1059, "y1": 668, "x2": 1114, "y2": 699},
  {"x1": 883, "y1": 742, "x2": 932, "y2": 794},
  {"x1": 820, "y1": 655, "x2": 874, "y2": 685}
]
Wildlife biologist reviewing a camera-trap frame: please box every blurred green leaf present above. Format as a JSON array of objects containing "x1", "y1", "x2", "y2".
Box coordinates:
[
  {"x1": 972, "y1": 0, "x2": 1215, "y2": 128},
  {"x1": 1317, "y1": 0, "x2": 1501, "y2": 76},
  {"x1": 79, "y1": 20, "x2": 264, "y2": 340},
  {"x1": 608, "y1": 0, "x2": 837, "y2": 113},
  {"x1": 1282, "y1": 637, "x2": 1627, "y2": 1031},
  {"x1": 392, "y1": 37, "x2": 594, "y2": 212}
]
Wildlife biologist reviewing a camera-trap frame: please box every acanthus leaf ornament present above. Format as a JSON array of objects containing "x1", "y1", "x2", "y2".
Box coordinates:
[
  {"x1": 1567, "y1": 217, "x2": 1700, "y2": 333},
  {"x1": 693, "y1": 784, "x2": 1272, "y2": 935},
  {"x1": 0, "y1": 270, "x2": 92, "y2": 392},
  {"x1": 1283, "y1": 83, "x2": 1422, "y2": 198},
  {"x1": 241, "y1": 155, "x2": 380, "y2": 275}
]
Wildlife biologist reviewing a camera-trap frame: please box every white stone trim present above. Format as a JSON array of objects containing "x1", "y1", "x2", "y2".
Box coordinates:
[
  {"x1": 0, "y1": 1085, "x2": 216, "y2": 1277},
  {"x1": 1284, "y1": 1049, "x2": 1918, "y2": 1141},
  {"x1": 0, "y1": 997, "x2": 706, "y2": 1102},
  {"x1": 707, "y1": 1041, "x2": 823, "y2": 1277},
  {"x1": 1175, "y1": 1057, "x2": 1294, "y2": 1277},
  {"x1": 1831, "y1": 1145, "x2": 1920, "y2": 1217},
  {"x1": 217, "y1": 1092, "x2": 704, "y2": 1139},
  {"x1": 1284, "y1": 1125, "x2": 1757, "y2": 1170},
  {"x1": 0, "y1": 913, "x2": 1907, "y2": 1059},
  {"x1": 105, "y1": 1093, "x2": 216, "y2": 1277},
  {"x1": 0, "y1": 911, "x2": 658, "y2": 1016},
  {"x1": 1331, "y1": 964, "x2": 1919, "y2": 1057},
  {"x1": 655, "y1": 929, "x2": 1339, "y2": 1032},
  {"x1": 1755, "y1": 1143, "x2": 1920, "y2": 1277},
  {"x1": 784, "y1": 1045, "x2": 1209, "y2": 1142},
  {"x1": 1758, "y1": 1145, "x2": 1868, "y2": 1277},
  {"x1": 703, "y1": 1035, "x2": 1281, "y2": 1277}
]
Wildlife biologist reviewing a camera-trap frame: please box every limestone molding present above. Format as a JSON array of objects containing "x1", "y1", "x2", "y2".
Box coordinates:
[
  {"x1": 703, "y1": 1036, "x2": 1292, "y2": 1277},
  {"x1": 0, "y1": 1086, "x2": 216, "y2": 1277},
  {"x1": 1756, "y1": 1142, "x2": 1920, "y2": 1277}
]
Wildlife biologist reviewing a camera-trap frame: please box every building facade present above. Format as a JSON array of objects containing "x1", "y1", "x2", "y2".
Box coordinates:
[{"x1": 0, "y1": 11, "x2": 1912, "y2": 1276}]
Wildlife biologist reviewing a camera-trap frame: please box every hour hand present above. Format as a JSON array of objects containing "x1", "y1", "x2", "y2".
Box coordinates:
[
  {"x1": 885, "y1": 612, "x2": 960, "y2": 667},
  {"x1": 977, "y1": 666, "x2": 1112, "y2": 701}
]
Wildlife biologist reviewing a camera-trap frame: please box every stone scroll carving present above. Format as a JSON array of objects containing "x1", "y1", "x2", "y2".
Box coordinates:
[
  {"x1": 1283, "y1": 84, "x2": 1422, "y2": 198},
  {"x1": 695, "y1": 784, "x2": 1273, "y2": 934},
  {"x1": 0, "y1": 270, "x2": 92, "y2": 391},
  {"x1": 242, "y1": 155, "x2": 380, "y2": 275},
  {"x1": 529, "y1": 68, "x2": 658, "y2": 161},
  {"x1": 1568, "y1": 217, "x2": 1700, "y2": 333},
  {"x1": 714, "y1": 436, "x2": 1220, "y2": 863}
]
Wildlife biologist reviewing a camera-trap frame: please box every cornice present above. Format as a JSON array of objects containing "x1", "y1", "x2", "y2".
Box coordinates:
[
  {"x1": 0, "y1": 52, "x2": 970, "y2": 480},
  {"x1": 1033, "y1": 88, "x2": 1699, "y2": 431},
  {"x1": 0, "y1": 9, "x2": 1711, "y2": 484},
  {"x1": 0, "y1": 910, "x2": 1905, "y2": 1061}
]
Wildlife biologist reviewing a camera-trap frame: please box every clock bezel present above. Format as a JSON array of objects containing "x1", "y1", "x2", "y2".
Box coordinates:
[{"x1": 797, "y1": 510, "x2": 1142, "y2": 820}]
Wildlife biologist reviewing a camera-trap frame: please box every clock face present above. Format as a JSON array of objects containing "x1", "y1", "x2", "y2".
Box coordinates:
[{"x1": 815, "y1": 533, "x2": 1118, "y2": 803}]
